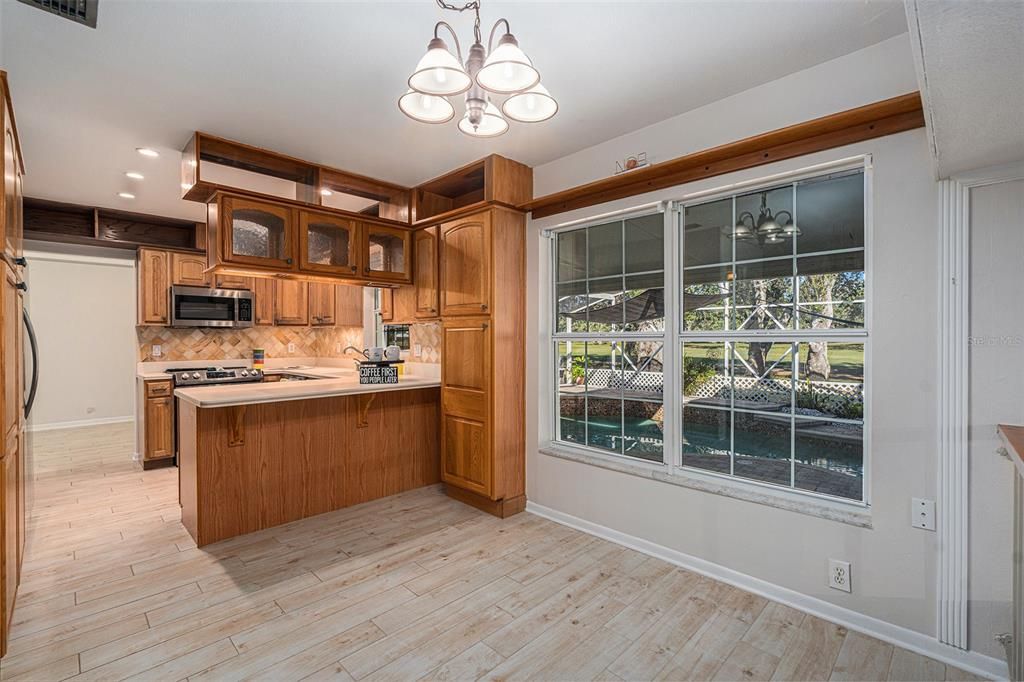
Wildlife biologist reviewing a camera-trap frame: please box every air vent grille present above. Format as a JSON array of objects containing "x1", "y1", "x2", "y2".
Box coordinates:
[{"x1": 17, "y1": 0, "x2": 97, "y2": 28}]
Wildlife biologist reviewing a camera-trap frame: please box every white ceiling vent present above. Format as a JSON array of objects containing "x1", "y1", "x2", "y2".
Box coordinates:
[{"x1": 16, "y1": 0, "x2": 97, "y2": 28}]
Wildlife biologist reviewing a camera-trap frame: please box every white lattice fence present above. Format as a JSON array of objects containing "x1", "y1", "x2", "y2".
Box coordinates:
[{"x1": 690, "y1": 375, "x2": 862, "y2": 411}]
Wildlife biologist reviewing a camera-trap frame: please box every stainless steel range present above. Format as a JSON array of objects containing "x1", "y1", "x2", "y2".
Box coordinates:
[
  {"x1": 167, "y1": 366, "x2": 264, "y2": 387},
  {"x1": 167, "y1": 367, "x2": 319, "y2": 386}
]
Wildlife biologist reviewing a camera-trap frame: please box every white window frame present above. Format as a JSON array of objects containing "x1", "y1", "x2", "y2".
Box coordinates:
[{"x1": 545, "y1": 156, "x2": 873, "y2": 510}]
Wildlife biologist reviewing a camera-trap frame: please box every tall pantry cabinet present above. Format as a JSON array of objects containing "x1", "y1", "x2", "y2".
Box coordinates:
[
  {"x1": 437, "y1": 207, "x2": 526, "y2": 518},
  {"x1": 0, "y1": 70, "x2": 26, "y2": 658}
]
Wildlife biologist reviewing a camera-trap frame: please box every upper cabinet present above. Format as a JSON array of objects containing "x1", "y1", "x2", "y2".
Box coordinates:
[
  {"x1": 412, "y1": 156, "x2": 532, "y2": 225},
  {"x1": 364, "y1": 225, "x2": 410, "y2": 283},
  {"x1": 206, "y1": 192, "x2": 412, "y2": 285},
  {"x1": 309, "y1": 282, "x2": 336, "y2": 326},
  {"x1": 171, "y1": 252, "x2": 210, "y2": 287},
  {"x1": 299, "y1": 211, "x2": 360, "y2": 277},
  {"x1": 413, "y1": 226, "x2": 439, "y2": 319},
  {"x1": 218, "y1": 195, "x2": 296, "y2": 271},
  {"x1": 440, "y1": 212, "x2": 491, "y2": 317},
  {"x1": 2, "y1": 79, "x2": 24, "y2": 265},
  {"x1": 137, "y1": 248, "x2": 170, "y2": 325}
]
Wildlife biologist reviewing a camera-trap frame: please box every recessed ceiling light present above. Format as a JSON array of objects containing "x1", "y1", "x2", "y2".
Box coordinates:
[
  {"x1": 125, "y1": 171, "x2": 144, "y2": 180},
  {"x1": 320, "y1": 188, "x2": 333, "y2": 197},
  {"x1": 118, "y1": 192, "x2": 135, "y2": 199},
  {"x1": 136, "y1": 147, "x2": 159, "y2": 158}
]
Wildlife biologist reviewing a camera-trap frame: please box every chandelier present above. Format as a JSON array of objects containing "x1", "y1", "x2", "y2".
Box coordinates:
[
  {"x1": 730, "y1": 192, "x2": 799, "y2": 244},
  {"x1": 399, "y1": 0, "x2": 557, "y2": 137}
]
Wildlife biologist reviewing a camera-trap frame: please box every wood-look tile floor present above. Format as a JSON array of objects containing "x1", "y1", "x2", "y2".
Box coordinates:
[{"x1": 1, "y1": 423, "x2": 983, "y2": 682}]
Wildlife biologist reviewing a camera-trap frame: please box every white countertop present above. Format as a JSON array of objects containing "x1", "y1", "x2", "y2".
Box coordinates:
[{"x1": 174, "y1": 371, "x2": 441, "y2": 408}]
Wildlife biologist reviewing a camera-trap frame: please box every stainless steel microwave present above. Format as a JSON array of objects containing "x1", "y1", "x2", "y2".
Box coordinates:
[{"x1": 170, "y1": 285, "x2": 254, "y2": 328}]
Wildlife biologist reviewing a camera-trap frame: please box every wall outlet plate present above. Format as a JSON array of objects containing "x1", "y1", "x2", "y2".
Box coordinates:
[
  {"x1": 414, "y1": 343, "x2": 422, "y2": 358},
  {"x1": 912, "y1": 498, "x2": 936, "y2": 531},
  {"x1": 152, "y1": 344, "x2": 162, "y2": 357},
  {"x1": 288, "y1": 343, "x2": 296, "y2": 354},
  {"x1": 829, "y1": 559, "x2": 852, "y2": 593}
]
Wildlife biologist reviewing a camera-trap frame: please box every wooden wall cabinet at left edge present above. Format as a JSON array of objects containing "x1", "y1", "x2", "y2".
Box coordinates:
[
  {"x1": 0, "y1": 68, "x2": 25, "y2": 659},
  {"x1": 137, "y1": 248, "x2": 170, "y2": 325}
]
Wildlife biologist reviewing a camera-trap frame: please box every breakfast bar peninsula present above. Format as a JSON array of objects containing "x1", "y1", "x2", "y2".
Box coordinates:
[{"x1": 175, "y1": 369, "x2": 441, "y2": 546}]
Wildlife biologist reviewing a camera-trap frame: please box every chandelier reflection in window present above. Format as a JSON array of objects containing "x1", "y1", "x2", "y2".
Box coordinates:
[{"x1": 730, "y1": 192, "x2": 800, "y2": 244}]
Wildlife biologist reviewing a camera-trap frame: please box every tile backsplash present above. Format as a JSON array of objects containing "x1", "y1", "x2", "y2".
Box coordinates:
[
  {"x1": 410, "y1": 322, "x2": 441, "y2": 363},
  {"x1": 138, "y1": 323, "x2": 442, "y2": 363},
  {"x1": 137, "y1": 326, "x2": 364, "y2": 362}
]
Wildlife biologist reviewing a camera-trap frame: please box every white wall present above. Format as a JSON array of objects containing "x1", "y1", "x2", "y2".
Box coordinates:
[
  {"x1": 24, "y1": 243, "x2": 136, "y2": 429},
  {"x1": 525, "y1": 33, "x2": 999, "y2": 673},
  {"x1": 967, "y1": 178, "x2": 1024, "y2": 660}
]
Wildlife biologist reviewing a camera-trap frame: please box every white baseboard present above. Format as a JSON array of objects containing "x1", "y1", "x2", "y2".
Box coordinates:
[
  {"x1": 526, "y1": 501, "x2": 1008, "y2": 681},
  {"x1": 29, "y1": 416, "x2": 134, "y2": 433}
]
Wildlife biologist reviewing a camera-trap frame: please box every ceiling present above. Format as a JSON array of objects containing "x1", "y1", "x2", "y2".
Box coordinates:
[
  {"x1": 1, "y1": 1, "x2": 907, "y2": 222},
  {"x1": 906, "y1": 0, "x2": 1024, "y2": 178}
]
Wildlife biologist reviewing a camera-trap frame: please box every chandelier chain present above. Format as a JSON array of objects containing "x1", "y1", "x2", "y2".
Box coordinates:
[{"x1": 435, "y1": 0, "x2": 483, "y2": 44}]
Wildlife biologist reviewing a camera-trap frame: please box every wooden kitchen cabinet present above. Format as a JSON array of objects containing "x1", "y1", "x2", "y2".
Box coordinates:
[
  {"x1": 2, "y1": 94, "x2": 22, "y2": 266},
  {"x1": 214, "y1": 273, "x2": 253, "y2": 290},
  {"x1": 253, "y1": 277, "x2": 275, "y2": 325},
  {"x1": 364, "y1": 225, "x2": 410, "y2": 283},
  {"x1": 379, "y1": 287, "x2": 393, "y2": 322},
  {"x1": 414, "y1": 226, "x2": 439, "y2": 319},
  {"x1": 309, "y1": 282, "x2": 336, "y2": 325},
  {"x1": 439, "y1": 211, "x2": 491, "y2": 316},
  {"x1": 218, "y1": 195, "x2": 296, "y2": 271},
  {"x1": 335, "y1": 284, "x2": 363, "y2": 327},
  {"x1": 1, "y1": 440, "x2": 15, "y2": 657},
  {"x1": 299, "y1": 210, "x2": 360, "y2": 278},
  {"x1": 171, "y1": 252, "x2": 211, "y2": 287},
  {"x1": 441, "y1": 318, "x2": 491, "y2": 498},
  {"x1": 274, "y1": 279, "x2": 309, "y2": 325},
  {"x1": 137, "y1": 248, "x2": 170, "y2": 325},
  {"x1": 438, "y1": 207, "x2": 525, "y2": 518},
  {"x1": 143, "y1": 380, "x2": 174, "y2": 466}
]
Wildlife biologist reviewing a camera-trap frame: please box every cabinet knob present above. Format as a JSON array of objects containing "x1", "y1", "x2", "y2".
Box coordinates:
[
  {"x1": 480, "y1": 303, "x2": 488, "y2": 310},
  {"x1": 286, "y1": 258, "x2": 293, "y2": 265},
  {"x1": 351, "y1": 265, "x2": 358, "y2": 272}
]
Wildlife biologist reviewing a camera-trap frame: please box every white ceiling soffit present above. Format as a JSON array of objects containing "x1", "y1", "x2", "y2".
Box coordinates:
[
  {"x1": 3, "y1": 1, "x2": 906, "y2": 221},
  {"x1": 906, "y1": 0, "x2": 1024, "y2": 179}
]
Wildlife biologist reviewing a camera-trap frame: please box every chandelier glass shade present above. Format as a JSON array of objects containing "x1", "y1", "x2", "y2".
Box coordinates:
[
  {"x1": 400, "y1": 2, "x2": 557, "y2": 137},
  {"x1": 476, "y1": 34, "x2": 540, "y2": 94},
  {"x1": 399, "y1": 89, "x2": 457, "y2": 123},
  {"x1": 407, "y1": 37, "x2": 473, "y2": 96},
  {"x1": 458, "y1": 100, "x2": 509, "y2": 137},
  {"x1": 501, "y1": 83, "x2": 557, "y2": 123}
]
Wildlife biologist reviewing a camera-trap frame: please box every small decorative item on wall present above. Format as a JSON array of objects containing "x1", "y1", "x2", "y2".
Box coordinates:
[{"x1": 615, "y1": 152, "x2": 648, "y2": 175}]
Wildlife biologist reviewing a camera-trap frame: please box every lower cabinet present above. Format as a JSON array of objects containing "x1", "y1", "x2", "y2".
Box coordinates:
[
  {"x1": 0, "y1": 443, "x2": 16, "y2": 657},
  {"x1": 144, "y1": 381, "x2": 174, "y2": 466},
  {"x1": 441, "y1": 318, "x2": 493, "y2": 499}
]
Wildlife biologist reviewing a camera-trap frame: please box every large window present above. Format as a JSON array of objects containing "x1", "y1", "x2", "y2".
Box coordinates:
[
  {"x1": 551, "y1": 167, "x2": 868, "y2": 504},
  {"x1": 555, "y1": 214, "x2": 666, "y2": 462}
]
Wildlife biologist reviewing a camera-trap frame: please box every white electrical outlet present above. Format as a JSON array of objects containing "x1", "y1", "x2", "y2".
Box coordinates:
[
  {"x1": 414, "y1": 343, "x2": 422, "y2": 358},
  {"x1": 335, "y1": 343, "x2": 342, "y2": 353},
  {"x1": 288, "y1": 342, "x2": 296, "y2": 353},
  {"x1": 829, "y1": 559, "x2": 852, "y2": 593},
  {"x1": 912, "y1": 498, "x2": 936, "y2": 531},
  {"x1": 152, "y1": 344, "x2": 162, "y2": 357}
]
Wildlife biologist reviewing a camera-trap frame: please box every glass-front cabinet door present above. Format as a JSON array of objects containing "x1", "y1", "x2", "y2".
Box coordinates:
[
  {"x1": 299, "y1": 210, "x2": 360, "y2": 277},
  {"x1": 363, "y1": 224, "x2": 411, "y2": 283},
  {"x1": 220, "y1": 196, "x2": 295, "y2": 270}
]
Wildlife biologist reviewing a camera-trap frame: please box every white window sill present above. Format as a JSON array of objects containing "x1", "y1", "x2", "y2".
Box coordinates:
[{"x1": 538, "y1": 443, "x2": 873, "y2": 529}]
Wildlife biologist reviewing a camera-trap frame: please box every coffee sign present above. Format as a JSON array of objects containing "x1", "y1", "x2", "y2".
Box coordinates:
[{"x1": 359, "y1": 365, "x2": 399, "y2": 385}]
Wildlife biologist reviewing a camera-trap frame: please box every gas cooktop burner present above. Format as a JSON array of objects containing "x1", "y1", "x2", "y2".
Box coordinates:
[{"x1": 168, "y1": 366, "x2": 263, "y2": 386}]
